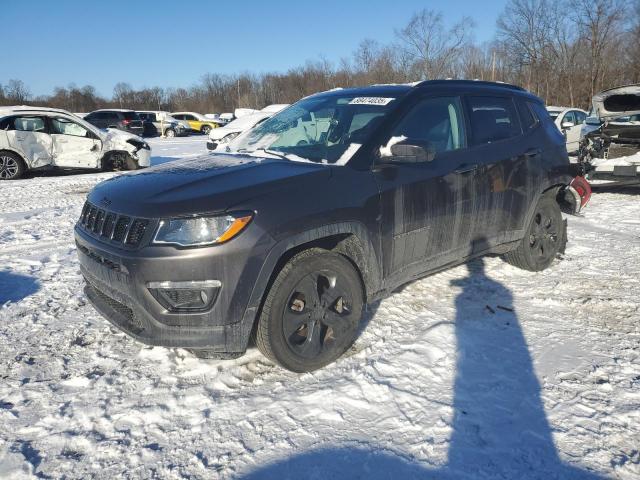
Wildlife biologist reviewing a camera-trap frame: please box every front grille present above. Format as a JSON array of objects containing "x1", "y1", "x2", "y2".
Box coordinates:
[{"x1": 78, "y1": 201, "x2": 150, "y2": 247}]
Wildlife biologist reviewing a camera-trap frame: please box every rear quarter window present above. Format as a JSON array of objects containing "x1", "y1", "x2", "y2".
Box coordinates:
[
  {"x1": 528, "y1": 102, "x2": 553, "y2": 124},
  {"x1": 516, "y1": 99, "x2": 537, "y2": 130},
  {"x1": 467, "y1": 96, "x2": 521, "y2": 145}
]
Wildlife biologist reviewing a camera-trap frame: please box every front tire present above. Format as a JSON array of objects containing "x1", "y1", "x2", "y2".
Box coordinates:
[
  {"x1": 504, "y1": 193, "x2": 565, "y2": 271},
  {"x1": 0, "y1": 152, "x2": 26, "y2": 180},
  {"x1": 165, "y1": 128, "x2": 176, "y2": 138},
  {"x1": 201, "y1": 125, "x2": 212, "y2": 135},
  {"x1": 102, "y1": 152, "x2": 139, "y2": 171},
  {"x1": 255, "y1": 249, "x2": 364, "y2": 372}
]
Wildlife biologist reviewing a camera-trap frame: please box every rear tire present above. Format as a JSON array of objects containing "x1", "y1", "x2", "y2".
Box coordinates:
[
  {"x1": 201, "y1": 125, "x2": 212, "y2": 135},
  {"x1": 255, "y1": 249, "x2": 364, "y2": 372},
  {"x1": 165, "y1": 128, "x2": 176, "y2": 138},
  {"x1": 504, "y1": 193, "x2": 565, "y2": 271},
  {"x1": 0, "y1": 152, "x2": 26, "y2": 180}
]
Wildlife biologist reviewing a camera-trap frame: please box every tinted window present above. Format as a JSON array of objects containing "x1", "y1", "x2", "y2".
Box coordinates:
[
  {"x1": 467, "y1": 96, "x2": 521, "y2": 145},
  {"x1": 528, "y1": 102, "x2": 552, "y2": 123},
  {"x1": 517, "y1": 100, "x2": 536, "y2": 130},
  {"x1": 14, "y1": 116, "x2": 46, "y2": 132},
  {"x1": 122, "y1": 111, "x2": 140, "y2": 120},
  {"x1": 382, "y1": 96, "x2": 466, "y2": 156},
  {"x1": 184, "y1": 114, "x2": 196, "y2": 121}
]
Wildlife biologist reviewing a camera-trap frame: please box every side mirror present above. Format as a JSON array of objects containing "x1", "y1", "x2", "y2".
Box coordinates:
[
  {"x1": 389, "y1": 142, "x2": 436, "y2": 163},
  {"x1": 561, "y1": 121, "x2": 575, "y2": 129}
]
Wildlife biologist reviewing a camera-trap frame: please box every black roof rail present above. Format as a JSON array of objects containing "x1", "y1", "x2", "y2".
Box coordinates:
[{"x1": 414, "y1": 79, "x2": 526, "y2": 92}]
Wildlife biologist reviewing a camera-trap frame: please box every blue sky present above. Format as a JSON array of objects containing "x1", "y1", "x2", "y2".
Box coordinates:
[{"x1": 2, "y1": 0, "x2": 506, "y2": 97}]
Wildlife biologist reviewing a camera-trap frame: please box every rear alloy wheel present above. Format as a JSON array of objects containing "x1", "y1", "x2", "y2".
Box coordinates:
[
  {"x1": 255, "y1": 249, "x2": 364, "y2": 372},
  {"x1": 504, "y1": 193, "x2": 565, "y2": 271},
  {"x1": 201, "y1": 125, "x2": 212, "y2": 135},
  {"x1": 0, "y1": 152, "x2": 26, "y2": 180}
]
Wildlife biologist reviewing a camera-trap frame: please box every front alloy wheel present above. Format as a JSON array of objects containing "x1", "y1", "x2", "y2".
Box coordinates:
[
  {"x1": 255, "y1": 249, "x2": 364, "y2": 372},
  {"x1": 0, "y1": 153, "x2": 25, "y2": 180}
]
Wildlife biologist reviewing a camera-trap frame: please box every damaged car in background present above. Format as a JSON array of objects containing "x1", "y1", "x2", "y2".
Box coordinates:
[
  {"x1": 578, "y1": 84, "x2": 640, "y2": 181},
  {"x1": 0, "y1": 106, "x2": 150, "y2": 180}
]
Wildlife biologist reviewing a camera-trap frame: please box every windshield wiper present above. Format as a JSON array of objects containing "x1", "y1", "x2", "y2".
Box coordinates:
[{"x1": 249, "y1": 148, "x2": 291, "y2": 161}]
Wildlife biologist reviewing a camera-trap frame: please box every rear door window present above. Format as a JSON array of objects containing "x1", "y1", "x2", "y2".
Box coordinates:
[
  {"x1": 467, "y1": 96, "x2": 521, "y2": 145},
  {"x1": 123, "y1": 111, "x2": 140, "y2": 120}
]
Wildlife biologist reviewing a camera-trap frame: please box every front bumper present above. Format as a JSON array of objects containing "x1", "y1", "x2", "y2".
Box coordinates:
[
  {"x1": 133, "y1": 147, "x2": 151, "y2": 167},
  {"x1": 75, "y1": 223, "x2": 267, "y2": 352}
]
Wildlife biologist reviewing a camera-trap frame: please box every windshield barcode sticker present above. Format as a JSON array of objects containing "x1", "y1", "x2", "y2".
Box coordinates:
[{"x1": 349, "y1": 97, "x2": 395, "y2": 106}]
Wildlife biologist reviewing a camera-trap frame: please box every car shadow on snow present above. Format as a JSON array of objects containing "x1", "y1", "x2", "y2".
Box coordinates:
[
  {"x1": 0, "y1": 270, "x2": 40, "y2": 304},
  {"x1": 239, "y1": 256, "x2": 606, "y2": 479}
]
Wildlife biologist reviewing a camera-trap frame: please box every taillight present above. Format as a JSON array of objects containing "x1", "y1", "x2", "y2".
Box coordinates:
[
  {"x1": 122, "y1": 119, "x2": 130, "y2": 125},
  {"x1": 570, "y1": 176, "x2": 592, "y2": 208}
]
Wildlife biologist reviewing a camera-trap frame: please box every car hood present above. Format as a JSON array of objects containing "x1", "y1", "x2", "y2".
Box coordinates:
[
  {"x1": 592, "y1": 84, "x2": 640, "y2": 120},
  {"x1": 88, "y1": 153, "x2": 331, "y2": 218}
]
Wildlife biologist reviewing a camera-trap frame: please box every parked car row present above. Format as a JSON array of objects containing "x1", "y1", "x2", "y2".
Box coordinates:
[
  {"x1": 79, "y1": 109, "x2": 232, "y2": 138},
  {"x1": 207, "y1": 104, "x2": 289, "y2": 150}
]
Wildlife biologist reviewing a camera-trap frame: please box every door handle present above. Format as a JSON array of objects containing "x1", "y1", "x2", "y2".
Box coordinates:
[
  {"x1": 524, "y1": 148, "x2": 541, "y2": 158},
  {"x1": 454, "y1": 164, "x2": 478, "y2": 174}
]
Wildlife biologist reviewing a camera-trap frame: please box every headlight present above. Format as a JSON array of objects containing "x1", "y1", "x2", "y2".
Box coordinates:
[
  {"x1": 221, "y1": 132, "x2": 240, "y2": 143},
  {"x1": 153, "y1": 213, "x2": 253, "y2": 247}
]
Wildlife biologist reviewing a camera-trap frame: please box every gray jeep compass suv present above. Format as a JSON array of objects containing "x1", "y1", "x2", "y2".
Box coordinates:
[{"x1": 75, "y1": 81, "x2": 585, "y2": 372}]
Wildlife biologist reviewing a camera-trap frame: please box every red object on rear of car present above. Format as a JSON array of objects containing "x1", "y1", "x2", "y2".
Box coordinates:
[{"x1": 571, "y1": 175, "x2": 592, "y2": 208}]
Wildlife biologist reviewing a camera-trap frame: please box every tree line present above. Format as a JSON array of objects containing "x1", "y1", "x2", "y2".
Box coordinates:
[{"x1": 1, "y1": 0, "x2": 638, "y2": 114}]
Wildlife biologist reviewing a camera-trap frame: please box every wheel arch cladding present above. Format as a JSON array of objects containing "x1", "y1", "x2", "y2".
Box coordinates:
[{"x1": 240, "y1": 223, "x2": 382, "y2": 346}]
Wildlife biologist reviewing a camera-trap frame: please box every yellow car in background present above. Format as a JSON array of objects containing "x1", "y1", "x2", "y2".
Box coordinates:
[{"x1": 170, "y1": 112, "x2": 222, "y2": 135}]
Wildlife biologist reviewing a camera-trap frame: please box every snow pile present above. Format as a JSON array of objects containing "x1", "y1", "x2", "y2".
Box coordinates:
[{"x1": 0, "y1": 137, "x2": 638, "y2": 479}]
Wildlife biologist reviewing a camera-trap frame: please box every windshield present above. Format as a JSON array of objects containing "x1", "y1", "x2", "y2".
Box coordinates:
[{"x1": 227, "y1": 94, "x2": 397, "y2": 164}]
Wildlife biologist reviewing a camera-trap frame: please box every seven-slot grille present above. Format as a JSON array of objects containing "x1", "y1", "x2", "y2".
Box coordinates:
[{"x1": 79, "y1": 201, "x2": 149, "y2": 247}]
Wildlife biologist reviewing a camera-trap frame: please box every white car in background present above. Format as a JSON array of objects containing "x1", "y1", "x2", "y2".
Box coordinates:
[
  {"x1": 207, "y1": 104, "x2": 289, "y2": 150},
  {"x1": 0, "y1": 106, "x2": 151, "y2": 180},
  {"x1": 547, "y1": 106, "x2": 588, "y2": 154}
]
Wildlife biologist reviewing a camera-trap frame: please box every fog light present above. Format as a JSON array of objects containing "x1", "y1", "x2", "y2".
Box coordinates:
[{"x1": 147, "y1": 280, "x2": 221, "y2": 312}]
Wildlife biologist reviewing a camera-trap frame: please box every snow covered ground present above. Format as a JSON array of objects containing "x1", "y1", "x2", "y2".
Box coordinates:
[{"x1": 0, "y1": 136, "x2": 638, "y2": 479}]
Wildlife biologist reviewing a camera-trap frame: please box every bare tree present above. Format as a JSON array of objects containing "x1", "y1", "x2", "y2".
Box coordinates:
[
  {"x1": 395, "y1": 9, "x2": 475, "y2": 79},
  {"x1": 5, "y1": 79, "x2": 31, "y2": 103},
  {"x1": 570, "y1": 0, "x2": 626, "y2": 98}
]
